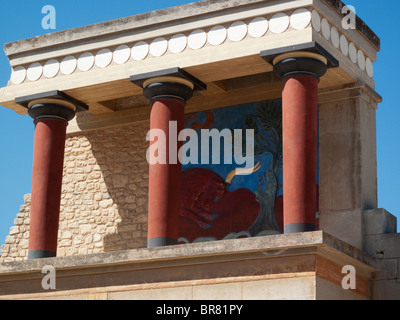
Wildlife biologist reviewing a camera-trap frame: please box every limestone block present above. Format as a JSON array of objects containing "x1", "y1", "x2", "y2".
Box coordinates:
[
  {"x1": 99, "y1": 199, "x2": 113, "y2": 208},
  {"x1": 109, "y1": 286, "x2": 193, "y2": 300},
  {"x1": 374, "y1": 259, "x2": 398, "y2": 280},
  {"x1": 113, "y1": 175, "x2": 129, "y2": 188},
  {"x1": 319, "y1": 209, "x2": 363, "y2": 249},
  {"x1": 13, "y1": 218, "x2": 23, "y2": 226},
  {"x1": 241, "y1": 277, "x2": 315, "y2": 300},
  {"x1": 364, "y1": 233, "x2": 400, "y2": 259},
  {"x1": 376, "y1": 234, "x2": 400, "y2": 259},
  {"x1": 61, "y1": 231, "x2": 73, "y2": 239},
  {"x1": 9, "y1": 227, "x2": 19, "y2": 235},
  {"x1": 192, "y1": 282, "x2": 242, "y2": 300},
  {"x1": 80, "y1": 225, "x2": 92, "y2": 235},
  {"x1": 372, "y1": 279, "x2": 400, "y2": 300},
  {"x1": 319, "y1": 92, "x2": 378, "y2": 214},
  {"x1": 363, "y1": 208, "x2": 397, "y2": 235}
]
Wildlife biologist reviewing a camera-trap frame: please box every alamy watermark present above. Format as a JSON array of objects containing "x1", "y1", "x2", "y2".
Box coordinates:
[
  {"x1": 40, "y1": 4, "x2": 356, "y2": 32},
  {"x1": 42, "y1": 5, "x2": 56, "y2": 30},
  {"x1": 342, "y1": 5, "x2": 356, "y2": 30},
  {"x1": 41, "y1": 265, "x2": 56, "y2": 290},
  {"x1": 146, "y1": 122, "x2": 256, "y2": 174},
  {"x1": 341, "y1": 265, "x2": 356, "y2": 290}
]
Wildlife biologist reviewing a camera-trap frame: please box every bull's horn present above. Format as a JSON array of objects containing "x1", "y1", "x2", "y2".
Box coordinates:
[{"x1": 225, "y1": 162, "x2": 261, "y2": 184}]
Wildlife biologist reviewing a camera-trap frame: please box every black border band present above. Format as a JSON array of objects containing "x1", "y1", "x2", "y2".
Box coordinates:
[
  {"x1": 148, "y1": 237, "x2": 179, "y2": 248},
  {"x1": 284, "y1": 223, "x2": 316, "y2": 234},
  {"x1": 28, "y1": 250, "x2": 56, "y2": 260}
]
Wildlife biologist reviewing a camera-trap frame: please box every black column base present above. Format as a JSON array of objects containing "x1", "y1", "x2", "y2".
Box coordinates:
[
  {"x1": 28, "y1": 250, "x2": 57, "y2": 260},
  {"x1": 148, "y1": 237, "x2": 179, "y2": 248},
  {"x1": 284, "y1": 223, "x2": 316, "y2": 234}
]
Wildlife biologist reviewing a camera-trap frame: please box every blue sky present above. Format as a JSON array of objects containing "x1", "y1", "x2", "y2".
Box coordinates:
[{"x1": 0, "y1": 1, "x2": 399, "y2": 244}]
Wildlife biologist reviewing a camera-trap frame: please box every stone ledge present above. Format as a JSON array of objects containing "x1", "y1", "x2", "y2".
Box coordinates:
[
  {"x1": 0, "y1": 231, "x2": 377, "y2": 275},
  {"x1": 364, "y1": 208, "x2": 398, "y2": 235},
  {"x1": 0, "y1": 231, "x2": 380, "y2": 299}
]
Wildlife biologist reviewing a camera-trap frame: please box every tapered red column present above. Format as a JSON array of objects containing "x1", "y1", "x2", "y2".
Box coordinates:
[
  {"x1": 147, "y1": 97, "x2": 185, "y2": 247},
  {"x1": 131, "y1": 68, "x2": 206, "y2": 248},
  {"x1": 27, "y1": 101, "x2": 76, "y2": 259},
  {"x1": 29, "y1": 118, "x2": 66, "y2": 259},
  {"x1": 14, "y1": 91, "x2": 84, "y2": 260},
  {"x1": 273, "y1": 52, "x2": 328, "y2": 233}
]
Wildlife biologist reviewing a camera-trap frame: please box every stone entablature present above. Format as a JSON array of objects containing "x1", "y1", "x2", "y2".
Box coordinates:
[
  {"x1": 7, "y1": 8, "x2": 374, "y2": 86},
  {"x1": 0, "y1": 0, "x2": 379, "y2": 119}
]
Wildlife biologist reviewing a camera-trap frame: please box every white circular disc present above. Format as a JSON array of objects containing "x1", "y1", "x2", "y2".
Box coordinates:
[
  {"x1": 77, "y1": 52, "x2": 95, "y2": 71},
  {"x1": 43, "y1": 59, "x2": 60, "y2": 78},
  {"x1": 366, "y1": 58, "x2": 374, "y2": 78},
  {"x1": 113, "y1": 45, "x2": 131, "y2": 65},
  {"x1": 357, "y1": 50, "x2": 366, "y2": 71},
  {"x1": 150, "y1": 37, "x2": 168, "y2": 57},
  {"x1": 248, "y1": 17, "x2": 269, "y2": 38},
  {"x1": 27, "y1": 63, "x2": 43, "y2": 81},
  {"x1": 208, "y1": 25, "x2": 227, "y2": 46},
  {"x1": 290, "y1": 8, "x2": 311, "y2": 30},
  {"x1": 169, "y1": 34, "x2": 187, "y2": 53},
  {"x1": 10, "y1": 66, "x2": 26, "y2": 85},
  {"x1": 132, "y1": 41, "x2": 149, "y2": 61},
  {"x1": 349, "y1": 42, "x2": 357, "y2": 63},
  {"x1": 95, "y1": 49, "x2": 113, "y2": 68},
  {"x1": 188, "y1": 29, "x2": 207, "y2": 50},
  {"x1": 270, "y1": 13, "x2": 290, "y2": 34},
  {"x1": 228, "y1": 21, "x2": 247, "y2": 42},
  {"x1": 311, "y1": 10, "x2": 321, "y2": 32},
  {"x1": 321, "y1": 18, "x2": 330, "y2": 40},
  {"x1": 340, "y1": 35, "x2": 349, "y2": 57},
  {"x1": 331, "y1": 26, "x2": 340, "y2": 48},
  {"x1": 60, "y1": 56, "x2": 77, "y2": 75}
]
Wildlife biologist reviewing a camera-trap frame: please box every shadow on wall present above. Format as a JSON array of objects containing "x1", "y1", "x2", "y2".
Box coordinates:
[{"x1": 65, "y1": 119, "x2": 150, "y2": 254}]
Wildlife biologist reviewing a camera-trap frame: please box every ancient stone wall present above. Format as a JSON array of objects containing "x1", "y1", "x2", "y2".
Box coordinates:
[{"x1": 0, "y1": 121, "x2": 150, "y2": 262}]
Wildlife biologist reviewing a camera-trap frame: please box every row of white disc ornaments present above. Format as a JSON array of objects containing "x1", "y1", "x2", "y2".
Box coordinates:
[
  {"x1": 10, "y1": 8, "x2": 373, "y2": 84},
  {"x1": 10, "y1": 9, "x2": 313, "y2": 84}
]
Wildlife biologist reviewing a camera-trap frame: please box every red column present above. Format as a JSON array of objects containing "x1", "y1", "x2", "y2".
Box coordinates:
[
  {"x1": 148, "y1": 98, "x2": 185, "y2": 247},
  {"x1": 28, "y1": 118, "x2": 67, "y2": 259},
  {"x1": 26, "y1": 101, "x2": 76, "y2": 259},
  {"x1": 282, "y1": 75, "x2": 319, "y2": 233},
  {"x1": 131, "y1": 68, "x2": 206, "y2": 247},
  {"x1": 274, "y1": 53, "x2": 327, "y2": 233}
]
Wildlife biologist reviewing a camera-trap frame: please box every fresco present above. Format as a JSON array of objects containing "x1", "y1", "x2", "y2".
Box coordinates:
[{"x1": 178, "y1": 99, "x2": 286, "y2": 244}]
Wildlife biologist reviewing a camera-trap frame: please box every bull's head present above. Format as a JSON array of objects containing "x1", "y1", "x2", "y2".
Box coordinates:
[{"x1": 206, "y1": 162, "x2": 262, "y2": 209}]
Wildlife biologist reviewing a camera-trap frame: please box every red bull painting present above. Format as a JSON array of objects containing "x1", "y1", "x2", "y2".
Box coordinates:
[{"x1": 179, "y1": 99, "x2": 294, "y2": 244}]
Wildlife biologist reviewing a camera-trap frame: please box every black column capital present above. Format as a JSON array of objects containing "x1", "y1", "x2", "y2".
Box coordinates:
[
  {"x1": 260, "y1": 41, "x2": 337, "y2": 80},
  {"x1": 273, "y1": 54, "x2": 328, "y2": 80},
  {"x1": 15, "y1": 90, "x2": 88, "y2": 123},
  {"x1": 130, "y1": 67, "x2": 206, "y2": 103}
]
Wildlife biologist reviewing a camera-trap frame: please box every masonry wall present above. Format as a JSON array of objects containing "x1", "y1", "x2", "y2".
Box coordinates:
[{"x1": 0, "y1": 121, "x2": 150, "y2": 262}]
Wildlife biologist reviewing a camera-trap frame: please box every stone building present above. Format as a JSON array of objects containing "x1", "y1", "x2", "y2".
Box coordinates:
[{"x1": 0, "y1": 0, "x2": 399, "y2": 299}]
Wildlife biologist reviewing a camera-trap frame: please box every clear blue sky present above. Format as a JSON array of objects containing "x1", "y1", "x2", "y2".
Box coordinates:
[{"x1": 0, "y1": 1, "x2": 399, "y2": 244}]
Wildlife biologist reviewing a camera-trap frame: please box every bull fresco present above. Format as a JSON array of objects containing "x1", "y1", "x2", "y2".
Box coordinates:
[{"x1": 179, "y1": 99, "x2": 285, "y2": 243}]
